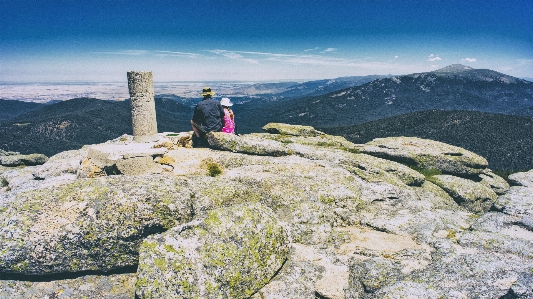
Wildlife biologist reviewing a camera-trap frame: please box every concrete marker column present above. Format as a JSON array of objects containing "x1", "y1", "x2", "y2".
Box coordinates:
[{"x1": 127, "y1": 71, "x2": 158, "y2": 142}]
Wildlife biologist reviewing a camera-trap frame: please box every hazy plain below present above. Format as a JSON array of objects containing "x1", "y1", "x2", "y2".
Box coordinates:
[{"x1": 0, "y1": 81, "x2": 271, "y2": 103}]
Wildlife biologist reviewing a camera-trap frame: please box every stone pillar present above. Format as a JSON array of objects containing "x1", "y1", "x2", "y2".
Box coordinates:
[{"x1": 127, "y1": 71, "x2": 158, "y2": 142}]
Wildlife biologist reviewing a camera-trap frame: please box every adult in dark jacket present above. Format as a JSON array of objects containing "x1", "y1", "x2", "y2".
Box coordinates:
[{"x1": 191, "y1": 87, "x2": 225, "y2": 146}]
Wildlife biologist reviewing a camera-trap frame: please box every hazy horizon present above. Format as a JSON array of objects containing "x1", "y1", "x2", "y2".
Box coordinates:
[{"x1": 1, "y1": 0, "x2": 532, "y2": 82}]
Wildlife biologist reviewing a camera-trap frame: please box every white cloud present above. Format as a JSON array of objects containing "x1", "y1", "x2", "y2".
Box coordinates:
[
  {"x1": 322, "y1": 48, "x2": 337, "y2": 53},
  {"x1": 461, "y1": 58, "x2": 477, "y2": 63},
  {"x1": 394, "y1": 56, "x2": 399, "y2": 59},
  {"x1": 427, "y1": 54, "x2": 442, "y2": 62},
  {"x1": 304, "y1": 47, "x2": 319, "y2": 52},
  {"x1": 207, "y1": 49, "x2": 404, "y2": 72},
  {"x1": 94, "y1": 50, "x2": 149, "y2": 56},
  {"x1": 154, "y1": 51, "x2": 200, "y2": 58},
  {"x1": 94, "y1": 50, "x2": 200, "y2": 58}
]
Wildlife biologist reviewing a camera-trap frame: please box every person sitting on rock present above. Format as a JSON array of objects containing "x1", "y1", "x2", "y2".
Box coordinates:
[
  {"x1": 220, "y1": 97, "x2": 236, "y2": 134},
  {"x1": 191, "y1": 87, "x2": 225, "y2": 147}
]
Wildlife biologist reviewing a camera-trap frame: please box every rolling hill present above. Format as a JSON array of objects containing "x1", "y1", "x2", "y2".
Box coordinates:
[
  {"x1": 0, "y1": 97, "x2": 193, "y2": 156},
  {"x1": 0, "y1": 99, "x2": 45, "y2": 122}
]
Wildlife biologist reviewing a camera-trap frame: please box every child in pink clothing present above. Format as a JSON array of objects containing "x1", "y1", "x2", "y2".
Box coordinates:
[{"x1": 220, "y1": 98, "x2": 236, "y2": 134}]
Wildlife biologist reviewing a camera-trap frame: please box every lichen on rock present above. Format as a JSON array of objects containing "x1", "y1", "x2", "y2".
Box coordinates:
[
  {"x1": 0, "y1": 175, "x2": 194, "y2": 275},
  {"x1": 0, "y1": 123, "x2": 532, "y2": 298},
  {"x1": 136, "y1": 202, "x2": 289, "y2": 299}
]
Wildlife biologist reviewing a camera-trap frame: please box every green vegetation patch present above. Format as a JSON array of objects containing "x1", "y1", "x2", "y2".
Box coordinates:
[
  {"x1": 409, "y1": 165, "x2": 442, "y2": 183},
  {"x1": 204, "y1": 161, "x2": 223, "y2": 177}
]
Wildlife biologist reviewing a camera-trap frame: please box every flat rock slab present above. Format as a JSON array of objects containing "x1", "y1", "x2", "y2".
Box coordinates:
[
  {"x1": 87, "y1": 143, "x2": 167, "y2": 175},
  {"x1": 262, "y1": 123, "x2": 325, "y2": 137},
  {"x1": 0, "y1": 273, "x2": 136, "y2": 299},
  {"x1": 88, "y1": 143, "x2": 167, "y2": 165},
  {"x1": 0, "y1": 153, "x2": 48, "y2": 167}
]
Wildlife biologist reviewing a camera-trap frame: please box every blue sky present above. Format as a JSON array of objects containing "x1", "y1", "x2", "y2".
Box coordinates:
[{"x1": 1, "y1": 0, "x2": 532, "y2": 82}]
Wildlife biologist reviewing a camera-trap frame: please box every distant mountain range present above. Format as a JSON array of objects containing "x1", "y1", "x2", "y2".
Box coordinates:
[
  {"x1": 321, "y1": 110, "x2": 533, "y2": 172},
  {"x1": 245, "y1": 75, "x2": 390, "y2": 100},
  {"x1": 155, "y1": 75, "x2": 390, "y2": 106},
  {"x1": 234, "y1": 64, "x2": 533, "y2": 133},
  {"x1": 1, "y1": 65, "x2": 532, "y2": 172}
]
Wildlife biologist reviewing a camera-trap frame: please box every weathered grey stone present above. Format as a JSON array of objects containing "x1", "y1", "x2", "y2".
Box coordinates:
[
  {"x1": 360, "y1": 136, "x2": 488, "y2": 176},
  {"x1": 0, "y1": 273, "x2": 136, "y2": 299},
  {"x1": 157, "y1": 132, "x2": 194, "y2": 149},
  {"x1": 369, "y1": 281, "x2": 444, "y2": 299},
  {"x1": 77, "y1": 157, "x2": 106, "y2": 178},
  {"x1": 0, "y1": 175, "x2": 193, "y2": 275},
  {"x1": 136, "y1": 203, "x2": 289, "y2": 299},
  {"x1": 348, "y1": 256, "x2": 405, "y2": 295},
  {"x1": 32, "y1": 149, "x2": 87, "y2": 180},
  {"x1": 459, "y1": 230, "x2": 533, "y2": 258},
  {"x1": 127, "y1": 71, "x2": 158, "y2": 142},
  {"x1": 250, "y1": 258, "x2": 320, "y2": 299},
  {"x1": 432, "y1": 174, "x2": 498, "y2": 214},
  {"x1": 502, "y1": 272, "x2": 533, "y2": 299},
  {"x1": 254, "y1": 131, "x2": 362, "y2": 152},
  {"x1": 0, "y1": 166, "x2": 75, "y2": 194},
  {"x1": 207, "y1": 131, "x2": 293, "y2": 156},
  {"x1": 0, "y1": 153, "x2": 48, "y2": 167},
  {"x1": 407, "y1": 246, "x2": 529, "y2": 299},
  {"x1": 116, "y1": 156, "x2": 163, "y2": 175},
  {"x1": 1, "y1": 166, "x2": 36, "y2": 192},
  {"x1": 252, "y1": 243, "x2": 349, "y2": 299},
  {"x1": 262, "y1": 122, "x2": 325, "y2": 136},
  {"x1": 508, "y1": 169, "x2": 533, "y2": 187},
  {"x1": 493, "y1": 185, "x2": 533, "y2": 219},
  {"x1": 480, "y1": 170, "x2": 510, "y2": 195},
  {"x1": 85, "y1": 143, "x2": 166, "y2": 175},
  {"x1": 341, "y1": 153, "x2": 426, "y2": 187},
  {"x1": 1, "y1": 124, "x2": 533, "y2": 298}
]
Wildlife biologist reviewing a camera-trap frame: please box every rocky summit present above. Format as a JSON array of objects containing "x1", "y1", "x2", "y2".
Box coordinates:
[{"x1": 0, "y1": 123, "x2": 532, "y2": 299}]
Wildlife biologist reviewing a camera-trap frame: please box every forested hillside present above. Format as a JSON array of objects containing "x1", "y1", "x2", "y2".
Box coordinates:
[
  {"x1": 321, "y1": 110, "x2": 533, "y2": 172},
  {"x1": 0, "y1": 98, "x2": 193, "y2": 156}
]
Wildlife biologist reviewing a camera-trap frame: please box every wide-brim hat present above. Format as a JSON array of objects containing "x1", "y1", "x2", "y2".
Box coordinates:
[
  {"x1": 201, "y1": 86, "x2": 215, "y2": 96},
  {"x1": 220, "y1": 97, "x2": 233, "y2": 106}
]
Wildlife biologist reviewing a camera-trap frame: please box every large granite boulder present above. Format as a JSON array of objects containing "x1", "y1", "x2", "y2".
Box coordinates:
[
  {"x1": 360, "y1": 136, "x2": 488, "y2": 176},
  {"x1": 479, "y1": 170, "x2": 510, "y2": 195},
  {"x1": 262, "y1": 122, "x2": 324, "y2": 137},
  {"x1": 32, "y1": 149, "x2": 87, "y2": 179},
  {"x1": 508, "y1": 169, "x2": 533, "y2": 187},
  {"x1": 0, "y1": 151, "x2": 48, "y2": 167},
  {"x1": 207, "y1": 131, "x2": 293, "y2": 156},
  {"x1": 136, "y1": 203, "x2": 289, "y2": 299},
  {"x1": 0, "y1": 124, "x2": 532, "y2": 298},
  {"x1": 0, "y1": 175, "x2": 193, "y2": 275}
]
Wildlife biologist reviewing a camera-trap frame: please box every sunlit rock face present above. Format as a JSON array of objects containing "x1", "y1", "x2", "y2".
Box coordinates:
[{"x1": 0, "y1": 123, "x2": 531, "y2": 299}]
